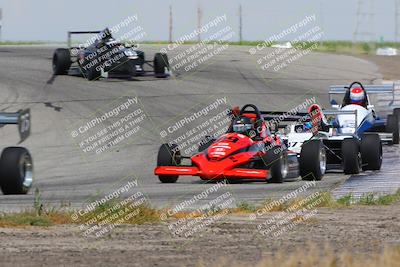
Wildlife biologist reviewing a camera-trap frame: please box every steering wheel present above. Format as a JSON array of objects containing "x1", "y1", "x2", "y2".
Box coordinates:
[{"x1": 239, "y1": 104, "x2": 262, "y2": 120}]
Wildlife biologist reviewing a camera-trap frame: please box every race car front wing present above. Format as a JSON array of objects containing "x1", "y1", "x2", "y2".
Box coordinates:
[{"x1": 154, "y1": 166, "x2": 269, "y2": 180}]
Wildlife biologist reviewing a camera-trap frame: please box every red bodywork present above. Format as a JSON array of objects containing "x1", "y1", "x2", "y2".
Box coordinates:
[{"x1": 155, "y1": 124, "x2": 281, "y2": 181}]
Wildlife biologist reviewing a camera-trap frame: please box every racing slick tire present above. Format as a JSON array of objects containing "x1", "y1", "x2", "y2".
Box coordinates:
[
  {"x1": 198, "y1": 137, "x2": 215, "y2": 152},
  {"x1": 86, "y1": 66, "x2": 101, "y2": 81},
  {"x1": 0, "y1": 147, "x2": 33, "y2": 195},
  {"x1": 52, "y1": 48, "x2": 71, "y2": 75},
  {"x1": 154, "y1": 53, "x2": 169, "y2": 78},
  {"x1": 360, "y1": 134, "x2": 382, "y2": 171},
  {"x1": 263, "y1": 146, "x2": 288, "y2": 183},
  {"x1": 299, "y1": 140, "x2": 326, "y2": 181},
  {"x1": 386, "y1": 114, "x2": 399, "y2": 145},
  {"x1": 342, "y1": 138, "x2": 361, "y2": 175},
  {"x1": 157, "y1": 144, "x2": 181, "y2": 183}
]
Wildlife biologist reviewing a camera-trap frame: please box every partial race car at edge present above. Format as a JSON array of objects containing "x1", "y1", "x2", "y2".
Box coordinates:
[
  {"x1": 0, "y1": 109, "x2": 33, "y2": 195},
  {"x1": 264, "y1": 81, "x2": 399, "y2": 175}
]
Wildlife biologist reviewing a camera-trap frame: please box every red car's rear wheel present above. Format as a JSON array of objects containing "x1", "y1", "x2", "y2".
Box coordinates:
[{"x1": 263, "y1": 146, "x2": 288, "y2": 183}]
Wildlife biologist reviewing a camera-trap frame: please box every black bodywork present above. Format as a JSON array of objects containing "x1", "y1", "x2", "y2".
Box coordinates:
[{"x1": 52, "y1": 28, "x2": 170, "y2": 80}]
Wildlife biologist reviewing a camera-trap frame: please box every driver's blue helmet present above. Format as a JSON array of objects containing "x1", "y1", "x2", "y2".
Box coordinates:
[{"x1": 304, "y1": 122, "x2": 313, "y2": 130}]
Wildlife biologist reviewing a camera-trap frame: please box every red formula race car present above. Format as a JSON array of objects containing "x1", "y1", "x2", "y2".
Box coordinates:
[{"x1": 154, "y1": 104, "x2": 326, "y2": 183}]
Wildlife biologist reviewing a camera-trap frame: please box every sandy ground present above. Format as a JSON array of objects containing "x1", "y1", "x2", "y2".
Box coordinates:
[
  {"x1": 357, "y1": 54, "x2": 400, "y2": 81},
  {"x1": 0, "y1": 203, "x2": 399, "y2": 267}
]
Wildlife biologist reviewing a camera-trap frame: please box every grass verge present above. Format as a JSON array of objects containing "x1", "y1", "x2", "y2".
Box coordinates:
[
  {"x1": 0, "y1": 189, "x2": 161, "y2": 227},
  {"x1": 3, "y1": 39, "x2": 400, "y2": 55},
  {"x1": 140, "y1": 40, "x2": 400, "y2": 55},
  {"x1": 0, "y1": 189, "x2": 399, "y2": 227},
  {"x1": 235, "y1": 190, "x2": 400, "y2": 213},
  {"x1": 0, "y1": 41, "x2": 47, "y2": 45}
]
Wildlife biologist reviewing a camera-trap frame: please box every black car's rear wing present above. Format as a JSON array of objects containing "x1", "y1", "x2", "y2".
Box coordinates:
[
  {"x1": 67, "y1": 31, "x2": 101, "y2": 48},
  {"x1": 0, "y1": 109, "x2": 30, "y2": 143},
  {"x1": 260, "y1": 111, "x2": 311, "y2": 122}
]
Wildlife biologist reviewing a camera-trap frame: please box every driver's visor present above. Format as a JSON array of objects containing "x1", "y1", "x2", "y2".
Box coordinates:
[{"x1": 233, "y1": 124, "x2": 252, "y2": 133}]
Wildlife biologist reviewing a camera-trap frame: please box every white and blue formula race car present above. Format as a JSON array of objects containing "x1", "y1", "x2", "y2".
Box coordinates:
[
  {"x1": 263, "y1": 102, "x2": 386, "y2": 175},
  {"x1": 328, "y1": 81, "x2": 400, "y2": 145}
]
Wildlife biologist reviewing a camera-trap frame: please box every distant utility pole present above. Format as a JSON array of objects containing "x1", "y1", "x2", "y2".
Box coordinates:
[
  {"x1": 239, "y1": 4, "x2": 243, "y2": 44},
  {"x1": 0, "y1": 8, "x2": 2, "y2": 42},
  {"x1": 395, "y1": 0, "x2": 400, "y2": 42},
  {"x1": 169, "y1": 5, "x2": 173, "y2": 43},
  {"x1": 197, "y1": 4, "x2": 203, "y2": 42},
  {"x1": 353, "y1": 0, "x2": 375, "y2": 42},
  {"x1": 319, "y1": 1, "x2": 324, "y2": 44}
]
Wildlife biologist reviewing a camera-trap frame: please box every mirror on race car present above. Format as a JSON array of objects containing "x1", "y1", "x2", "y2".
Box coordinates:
[
  {"x1": 332, "y1": 104, "x2": 340, "y2": 109},
  {"x1": 0, "y1": 109, "x2": 30, "y2": 143},
  {"x1": 18, "y1": 109, "x2": 31, "y2": 143}
]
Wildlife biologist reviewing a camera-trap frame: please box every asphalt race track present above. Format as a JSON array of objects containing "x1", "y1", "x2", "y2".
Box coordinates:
[{"x1": 0, "y1": 44, "x2": 397, "y2": 211}]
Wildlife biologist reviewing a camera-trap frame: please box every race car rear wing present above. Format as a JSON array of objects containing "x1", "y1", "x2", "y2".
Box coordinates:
[
  {"x1": 329, "y1": 84, "x2": 395, "y2": 105},
  {"x1": 67, "y1": 31, "x2": 101, "y2": 48},
  {"x1": 261, "y1": 109, "x2": 357, "y2": 129},
  {"x1": 322, "y1": 109, "x2": 358, "y2": 117},
  {"x1": 0, "y1": 109, "x2": 30, "y2": 143},
  {"x1": 261, "y1": 111, "x2": 311, "y2": 122}
]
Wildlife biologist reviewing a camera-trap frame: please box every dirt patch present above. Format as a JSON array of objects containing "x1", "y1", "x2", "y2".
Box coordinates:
[
  {"x1": 0, "y1": 202, "x2": 399, "y2": 267},
  {"x1": 357, "y1": 54, "x2": 400, "y2": 80}
]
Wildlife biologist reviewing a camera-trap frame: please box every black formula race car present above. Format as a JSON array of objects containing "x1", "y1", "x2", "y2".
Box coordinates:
[
  {"x1": 0, "y1": 109, "x2": 33, "y2": 195},
  {"x1": 52, "y1": 28, "x2": 170, "y2": 81}
]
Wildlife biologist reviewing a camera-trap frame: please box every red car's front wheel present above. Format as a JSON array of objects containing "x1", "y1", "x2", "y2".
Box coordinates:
[{"x1": 157, "y1": 144, "x2": 181, "y2": 183}]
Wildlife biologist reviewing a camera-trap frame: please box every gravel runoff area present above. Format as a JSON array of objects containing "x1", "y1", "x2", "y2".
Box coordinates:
[
  {"x1": 0, "y1": 203, "x2": 399, "y2": 267},
  {"x1": 357, "y1": 54, "x2": 400, "y2": 81}
]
